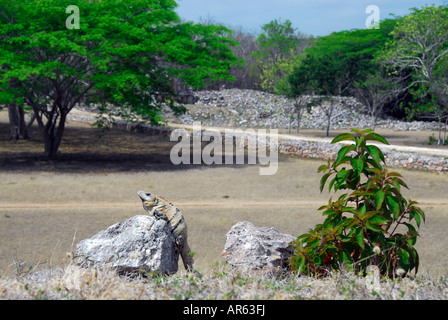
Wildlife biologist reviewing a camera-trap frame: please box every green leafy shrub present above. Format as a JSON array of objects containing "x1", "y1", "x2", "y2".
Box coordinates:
[{"x1": 289, "y1": 129, "x2": 426, "y2": 278}]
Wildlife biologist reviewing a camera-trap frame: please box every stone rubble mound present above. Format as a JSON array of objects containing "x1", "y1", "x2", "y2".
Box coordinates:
[{"x1": 175, "y1": 89, "x2": 439, "y2": 131}]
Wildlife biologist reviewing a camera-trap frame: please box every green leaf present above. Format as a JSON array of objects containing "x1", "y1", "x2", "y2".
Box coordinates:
[
  {"x1": 351, "y1": 157, "x2": 364, "y2": 177},
  {"x1": 404, "y1": 223, "x2": 419, "y2": 237},
  {"x1": 410, "y1": 209, "x2": 421, "y2": 227},
  {"x1": 331, "y1": 133, "x2": 355, "y2": 144},
  {"x1": 398, "y1": 248, "x2": 410, "y2": 268},
  {"x1": 365, "y1": 132, "x2": 390, "y2": 145},
  {"x1": 317, "y1": 164, "x2": 328, "y2": 173},
  {"x1": 341, "y1": 250, "x2": 352, "y2": 264},
  {"x1": 365, "y1": 145, "x2": 385, "y2": 165},
  {"x1": 355, "y1": 228, "x2": 365, "y2": 249},
  {"x1": 320, "y1": 173, "x2": 332, "y2": 193},
  {"x1": 413, "y1": 206, "x2": 426, "y2": 223},
  {"x1": 334, "y1": 169, "x2": 349, "y2": 190},
  {"x1": 369, "y1": 215, "x2": 389, "y2": 225},
  {"x1": 374, "y1": 190, "x2": 385, "y2": 210},
  {"x1": 335, "y1": 145, "x2": 355, "y2": 166},
  {"x1": 328, "y1": 178, "x2": 336, "y2": 192},
  {"x1": 366, "y1": 220, "x2": 384, "y2": 233},
  {"x1": 386, "y1": 196, "x2": 401, "y2": 220}
]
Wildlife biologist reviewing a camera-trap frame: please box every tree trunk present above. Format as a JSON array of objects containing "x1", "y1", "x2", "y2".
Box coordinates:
[
  {"x1": 288, "y1": 111, "x2": 292, "y2": 134},
  {"x1": 296, "y1": 103, "x2": 302, "y2": 134},
  {"x1": 371, "y1": 113, "x2": 378, "y2": 132},
  {"x1": 33, "y1": 107, "x2": 67, "y2": 158},
  {"x1": 443, "y1": 116, "x2": 447, "y2": 145},
  {"x1": 44, "y1": 113, "x2": 66, "y2": 158},
  {"x1": 26, "y1": 111, "x2": 36, "y2": 128},
  {"x1": 8, "y1": 104, "x2": 29, "y2": 140}
]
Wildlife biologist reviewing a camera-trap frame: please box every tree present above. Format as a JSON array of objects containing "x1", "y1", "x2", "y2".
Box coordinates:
[
  {"x1": 252, "y1": 19, "x2": 310, "y2": 93},
  {"x1": 351, "y1": 68, "x2": 403, "y2": 130},
  {"x1": 288, "y1": 51, "x2": 352, "y2": 137},
  {"x1": 0, "y1": 0, "x2": 239, "y2": 157},
  {"x1": 288, "y1": 19, "x2": 399, "y2": 136},
  {"x1": 384, "y1": 5, "x2": 448, "y2": 144},
  {"x1": 200, "y1": 24, "x2": 261, "y2": 91},
  {"x1": 406, "y1": 82, "x2": 448, "y2": 144}
]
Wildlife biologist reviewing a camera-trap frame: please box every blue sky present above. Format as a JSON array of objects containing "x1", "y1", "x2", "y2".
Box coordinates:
[{"x1": 176, "y1": 0, "x2": 448, "y2": 36}]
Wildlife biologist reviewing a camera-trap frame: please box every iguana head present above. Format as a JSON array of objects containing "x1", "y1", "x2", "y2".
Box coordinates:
[
  {"x1": 138, "y1": 191, "x2": 156, "y2": 214},
  {"x1": 138, "y1": 191, "x2": 170, "y2": 215}
]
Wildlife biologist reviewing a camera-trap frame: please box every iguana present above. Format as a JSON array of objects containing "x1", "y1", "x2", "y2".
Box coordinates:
[{"x1": 137, "y1": 191, "x2": 194, "y2": 271}]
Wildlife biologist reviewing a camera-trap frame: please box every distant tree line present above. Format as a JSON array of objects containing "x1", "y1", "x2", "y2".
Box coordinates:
[
  {"x1": 202, "y1": 6, "x2": 448, "y2": 143},
  {"x1": 200, "y1": 18, "x2": 313, "y2": 93}
]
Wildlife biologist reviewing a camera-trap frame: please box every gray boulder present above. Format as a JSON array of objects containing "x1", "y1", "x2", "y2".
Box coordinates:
[
  {"x1": 222, "y1": 221, "x2": 296, "y2": 271},
  {"x1": 75, "y1": 215, "x2": 179, "y2": 275}
]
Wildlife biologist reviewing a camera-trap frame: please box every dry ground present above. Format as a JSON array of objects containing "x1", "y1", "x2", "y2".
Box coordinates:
[{"x1": 1, "y1": 109, "x2": 447, "y2": 279}]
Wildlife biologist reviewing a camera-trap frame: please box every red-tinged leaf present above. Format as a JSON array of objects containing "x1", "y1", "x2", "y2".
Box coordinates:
[
  {"x1": 351, "y1": 128, "x2": 364, "y2": 135},
  {"x1": 387, "y1": 172, "x2": 403, "y2": 178},
  {"x1": 396, "y1": 178, "x2": 409, "y2": 189}
]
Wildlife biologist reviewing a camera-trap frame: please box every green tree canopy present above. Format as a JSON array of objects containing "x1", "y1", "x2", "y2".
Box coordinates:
[
  {"x1": 0, "y1": 0, "x2": 239, "y2": 157},
  {"x1": 383, "y1": 5, "x2": 448, "y2": 143},
  {"x1": 288, "y1": 18, "x2": 399, "y2": 98},
  {"x1": 251, "y1": 18, "x2": 310, "y2": 93}
]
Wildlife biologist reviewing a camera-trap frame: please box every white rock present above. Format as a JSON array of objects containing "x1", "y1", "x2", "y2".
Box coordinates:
[
  {"x1": 222, "y1": 221, "x2": 296, "y2": 271},
  {"x1": 76, "y1": 215, "x2": 179, "y2": 275}
]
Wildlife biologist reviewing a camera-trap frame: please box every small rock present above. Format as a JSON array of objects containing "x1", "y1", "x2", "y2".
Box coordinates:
[{"x1": 222, "y1": 221, "x2": 296, "y2": 271}]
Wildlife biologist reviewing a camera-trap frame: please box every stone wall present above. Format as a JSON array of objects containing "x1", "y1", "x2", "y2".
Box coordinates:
[{"x1": 67, "y1": 113, "x2": 448, "y2": 174}]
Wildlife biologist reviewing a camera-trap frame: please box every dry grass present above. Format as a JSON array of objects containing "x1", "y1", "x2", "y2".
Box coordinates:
[
  {"x1": 1, "y1": 263, "x2": 447, "y2": 300},
  {"x1": 1, "y1": 110, "x2": 448, "y2": 299}
]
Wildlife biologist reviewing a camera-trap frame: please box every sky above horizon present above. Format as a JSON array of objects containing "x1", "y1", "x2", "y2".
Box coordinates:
[{"x1": 176, "y1": 0, "x2": 448, "y2": 36}]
